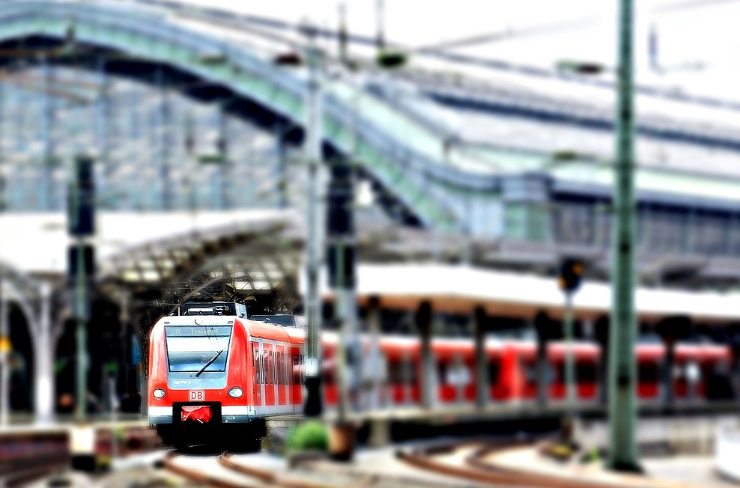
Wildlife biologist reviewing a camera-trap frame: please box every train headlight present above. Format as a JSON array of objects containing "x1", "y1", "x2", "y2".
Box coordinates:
[
  {"x1": 153, "y1": 388, "x2": 166, "y2": 399},
  {"x1": 228, "y1": 387, "x2": 243, "y2": 398}
]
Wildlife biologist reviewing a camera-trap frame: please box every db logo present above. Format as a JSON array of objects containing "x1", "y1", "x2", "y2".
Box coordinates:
[{"x1": 189, "y1": 390, "x2": 205, "y2": 401}]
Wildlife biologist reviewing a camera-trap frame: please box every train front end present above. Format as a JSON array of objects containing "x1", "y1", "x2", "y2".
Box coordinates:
[{"x1": 147, "y1": 303, "x2": 262, "y2": 448}]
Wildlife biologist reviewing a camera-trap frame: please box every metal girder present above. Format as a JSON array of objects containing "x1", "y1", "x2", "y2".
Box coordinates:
[{"x1": 0, "y1": 1, "x2": 463, "y2": 231}]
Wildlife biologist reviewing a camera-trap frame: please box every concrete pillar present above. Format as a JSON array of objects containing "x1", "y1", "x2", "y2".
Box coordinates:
[
  {"x1": 473, "y1": 306, "x2": 488, "y2": 409},
  {"x1": 34, "y1": 282, "x2": 54, "y2": 425},
  {"x1": 415, "y1": 301, "x2": 434, "y2": 409}
]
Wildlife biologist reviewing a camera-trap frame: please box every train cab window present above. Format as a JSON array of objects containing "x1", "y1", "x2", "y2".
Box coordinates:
[{"x1": 165, "y1": 325, "x2": 231, "y2": 373}]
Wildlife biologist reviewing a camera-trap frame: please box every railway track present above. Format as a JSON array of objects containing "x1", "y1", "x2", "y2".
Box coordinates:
[
  {"x1": 163, "y1": 448, "x2": 487, "y2": 487},
  {"x1": 397, "y1": 440, "x2": 706, "y2": 488},
  {"x1": 164, "y1": 437, "x2": 709, "y2": 488}
]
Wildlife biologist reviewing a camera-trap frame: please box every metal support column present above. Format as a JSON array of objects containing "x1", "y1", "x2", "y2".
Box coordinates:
[
  {"x1": 96, "y1": 56, "x2": 111, "y2": 205},
  {"x1": 328, "y1": 158, "x2": 360, "y2": 421},
  {"x1": 217, "y1": 104, "x2": 229, "y2": 209},
  {"x1": 74, "y1": 244, "x2": 88, "y2": 422},
  {"x1": 0, "y1": 275, "x2": 8, "y2": 426},
  {"x1": 416, "y1": 301, "x2": 434, "y2": 409},
  {"x1": 34, "y1": 282, "x2": 55, "y2": 425},
  {"x1": 275, "y1": 124, "x2": 288, "y2": 209},
  {"x1": 302, "y1": 27, "x2": 326, "y2": 417},
  {"x1": 564, "y1": 292, "x2": 576, "y2": 407},
  {"x1": 40, "y1": 56, "x2": 56, "y2": 211},
  {"x1": 474, "y1": 306, "x2": 488, "y2": 409},
  {"x1": 607, "y1": 0, "x2": 640, "y2": 471}
]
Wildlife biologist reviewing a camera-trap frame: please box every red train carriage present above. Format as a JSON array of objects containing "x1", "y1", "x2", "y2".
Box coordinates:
[
  {"x1": 147, "y1": 302, "x2": 304, "y2": 448},
  {"x1": 148, "y1": 303, "x2": 733, "y2": 448}
]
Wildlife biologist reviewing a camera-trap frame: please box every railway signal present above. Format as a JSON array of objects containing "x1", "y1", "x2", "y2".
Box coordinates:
[
  {"x1": 67, "y1": 154, "x2": 96, "y2": 422},
  {"x1": 558, "y1": 258, "x2": 583, "y2": 293},
  {"x1": 557, "y1": 257, "x2": 583, "y2": 411},
  {"x1": 0, "y1": 274, "x2": 8, "y2": 427},
  {"x1": 271, "y1": 25, "x2": 327, "y2": 419},
  {"x1": 327, "y1": 158, "x2": 360, "y2": 433}
]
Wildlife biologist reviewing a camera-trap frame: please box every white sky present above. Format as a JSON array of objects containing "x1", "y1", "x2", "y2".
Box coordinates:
[{"x1": 162, "y1": 0, "x2": 740, "y2": 100}]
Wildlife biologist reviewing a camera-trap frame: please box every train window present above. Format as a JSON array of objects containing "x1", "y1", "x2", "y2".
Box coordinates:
[
  {"x1": 293, "y1": 355, "x2": 302, "y2": 384},
  {"x1": 406, "y1": 358, "x2": 419, "y2": 384},
  {"x1": 253, "y1": 346, "x2": 261, "y2": 385},
  {"x1": 278, "y1": 352, "x2": 283, "y2": 385},
  {"x1": 269, "y1": 351, "x2": 275, "y2": 384},
  {"x1": 488, "y1": 361, "x2": 500, "y2": 385},
  {"x1": 388, "y1": 360, "x2": 404, "y2": 385},
  {"x1": 260, "y1": 351, "x2": 265, "y2": 385},
  {"x1": 437, "y1": 362, "x2": 449, "y2": 386},
  {"x1": 638, "y1": 362, "x2": 660, "y2": 383},
  {"x1": 279, "y1": 352, "x2": 286, "y2": 385},
  {"x1": 576, "y1": 362, "x2": 597, "y2": 383},
  {"x1": 274, "y1": 351, "x2": 279, "y2": 384}
]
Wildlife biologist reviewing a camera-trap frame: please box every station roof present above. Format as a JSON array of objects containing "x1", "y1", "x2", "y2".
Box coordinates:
[
  {"x1": 329, "y1": 263, "x2": 740, "y2": 324},
  {"x1": 0, "y1": 209, "x2": 295, "y2": 275}
]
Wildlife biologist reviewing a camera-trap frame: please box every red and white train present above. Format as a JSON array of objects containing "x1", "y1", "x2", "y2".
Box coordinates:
[{"x1": 148, "y1": 302, "x2": 732, "y2": 446}]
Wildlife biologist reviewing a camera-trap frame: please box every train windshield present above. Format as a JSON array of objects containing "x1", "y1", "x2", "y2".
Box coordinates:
[{"x1": 165, "y1": 325, "x2": 232, "y2": 373}]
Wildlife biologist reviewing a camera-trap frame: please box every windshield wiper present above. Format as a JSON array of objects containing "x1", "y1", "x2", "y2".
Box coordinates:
[{"x1": 195, "y1": 349, "x2": 224, "y2": 377}]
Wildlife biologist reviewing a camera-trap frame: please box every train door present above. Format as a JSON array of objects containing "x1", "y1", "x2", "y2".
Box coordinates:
[
  {"x1": 263, "y1": 343, "x2": 276, "y2": 406},
  {"x1": 277, "y1": 346, "x2": 287, "y2": 405},
  {"x1": 291, "y1": 347, "x2": 302, "y2": 410},
  {"x1": 251, "y1": 341, "x2": 262, "y2": 408}
]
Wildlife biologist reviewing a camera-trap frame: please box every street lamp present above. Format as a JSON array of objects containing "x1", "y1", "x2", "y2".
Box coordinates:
[{"x1": 273, "y1": 25, "x2": 326, "y2": 418}]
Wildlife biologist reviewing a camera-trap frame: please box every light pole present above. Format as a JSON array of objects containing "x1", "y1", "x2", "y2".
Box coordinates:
[
  {"x1": 301, "y1": 26, "x2": 326, "y2": 418},
  {"x1": 607, "y1": 0, "x2": 641, "y2": 472},
  {"x1": 68, "y1": 155, "x2": 95, "y2": 423},
  {"x1": 558, "y1": 257, "x2": 583, "y2": 439},
  {"x1": 0, "y1": 272, "x2": 8, "y2": 427}
]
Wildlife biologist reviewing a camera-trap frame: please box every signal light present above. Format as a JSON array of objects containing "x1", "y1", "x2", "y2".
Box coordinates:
[
  {"x1": 153, "y1": 389, "x2": 165, "y2": 399},
  {"x1": 228, "y1": 387, "x2": 243, "y2": 398},
  {"x1": 68, "y1": 155, "x2": 95, "y2": 236},
  {"x1": 558, "y1": 258, "x2": 584, "y2": 293}
]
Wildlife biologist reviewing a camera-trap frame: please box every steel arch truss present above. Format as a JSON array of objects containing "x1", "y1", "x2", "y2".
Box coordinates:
[{"x1": 0, "y1": 0, "x2": 464, "y2": 231}]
